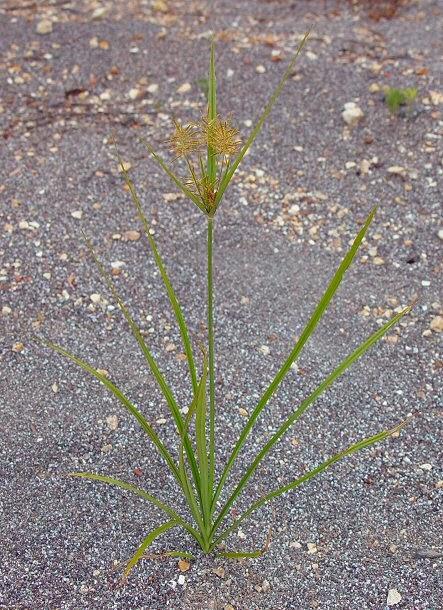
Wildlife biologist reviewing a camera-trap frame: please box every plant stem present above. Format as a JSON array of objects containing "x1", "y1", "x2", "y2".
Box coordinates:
[{"x1": 207, "y1": 216, "x2": 216, "y2": 498}]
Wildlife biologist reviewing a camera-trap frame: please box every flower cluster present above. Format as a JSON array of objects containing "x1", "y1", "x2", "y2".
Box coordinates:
[{"x1": 167, "y1": 115, "x2": 241, "y2": 214}]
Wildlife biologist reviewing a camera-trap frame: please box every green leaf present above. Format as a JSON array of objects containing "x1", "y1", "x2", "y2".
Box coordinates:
[
  {"x1": 215, "y1": 31, "x2": 309, "y2": 207},
  {"x1": 124, "y1": 520, "x2": 177, "y2": 578},
  {"x1": 212, "y1": 305, "x2": 412, "y2": 533},
  {"x1": 39, "y1": 338, "x2": 180, "y2": 482},
  {"x1": 211, "y1": 420, "x2": 408, "y2": 548},
  {"x1": 139, "y1": 138, "x2": 206, "y2": 213},
  {"x1": 70, "y1": 472, "x2": 202, "y2": 544},
  {"x1": 207, "y1": 39, "x2": 217, "y2": 184},
  {"x1": 80, "y1": 233, "x2": 201, "y2": 495},
  {"x1": 115, "y1": 147, "x2": 198, "y2": 394},
  {"x1": 178, "y1": 370, "x2": 207, "y2": 539},
  {"x1": 212, "y1": 207, "x2": 376, "y2": 512}
]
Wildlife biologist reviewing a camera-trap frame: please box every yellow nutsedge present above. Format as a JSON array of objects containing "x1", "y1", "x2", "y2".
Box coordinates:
[
  {"x1": 168, "y1": 119, "x2": 202, "y2": 158},
  {"x1": 202, "y1": 116, "x2": 241, "y2": 157}
]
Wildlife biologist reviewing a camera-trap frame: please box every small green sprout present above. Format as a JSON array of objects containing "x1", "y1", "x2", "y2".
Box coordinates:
[
  {"x1": 385, "y1": 86, "x2": 418, "y2": 114},
  {"x1": 40, "y1": 33, "x2": 413, "y2": 578}
]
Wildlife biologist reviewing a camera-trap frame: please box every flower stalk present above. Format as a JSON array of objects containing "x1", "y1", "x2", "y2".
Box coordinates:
[{"x1": 207, "y1": 216, "x2": 216, "y2": 495}]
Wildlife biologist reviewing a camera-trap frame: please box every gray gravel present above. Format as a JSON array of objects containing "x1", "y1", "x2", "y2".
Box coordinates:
[{"x1": 0, "y1": 1, "x2": 442, "y2": 609}]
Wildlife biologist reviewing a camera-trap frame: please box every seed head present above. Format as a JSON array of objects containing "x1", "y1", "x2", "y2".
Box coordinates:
[
  {"x1": 186, "y1": 172, "x2": 216, "y2": 211},
  {"x1": 168, "y1": 120, "x2": 202, "y2": 158},
  {"x1": 203, "y1": 116, "x2": 241, "y2": 157}
]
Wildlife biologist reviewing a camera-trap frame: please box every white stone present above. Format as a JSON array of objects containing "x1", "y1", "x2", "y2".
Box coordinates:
[
  {"x1": 106, "y1": 415, "x2": 119, "y2": 431},
  {"x1": 387, "y1": 588, "x2": 402, "y2": 606},
  {"x1": 288, "y1": 204, "x2": 300, "y2": 216},
  {"x1": 420, "y1": 463, "x2": 433, "y2": 471},
  {"x1": 177, "y1": 82, "x2": 191, "y2": 94},
  {"x1": 128, "y1": 88, "x2": 140, "y2": 100},
  {"x1": 342, "y1": 102, "x2": 364, "y2": 126},
  {"x1": 147, "y1": 83, "x2": 159, "y2": 94},
  {"x1": 36, "y1": 19, "x2": 53, "y2": 35}
]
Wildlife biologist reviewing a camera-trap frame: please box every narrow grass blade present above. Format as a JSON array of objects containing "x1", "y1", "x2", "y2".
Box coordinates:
[
  {"x1": 207, "y1": 39, "x2": 217, "y2": 184},
  {"x1": 212, "y1": 305, "x2": 411, "y2": 532},
  {"x1": 39, "y1": 338, "x2": 180, "y2": 482},
  {"x1": 70, "y1": 472, "x2": 202, "y2": 544},
  {"x1": 195, "y1": 353, "x2": 210, "y2": 528},
  {"x1": 116, "y1": 150, "x2": 198, "y2": 393},
  {"x1": 215, "y1": 31, "x2": 309, "y2": 207},
  {"x1": 178, "y1": 372, "x2": 207, "y2": 538},
  {"x1": 211, "y1": 421, "x2": 408, "y2": 548},
  {"x1": 81, "y1": 233, "x2": 201, "y2": 493},
  {"x1": 124, "y1": 520, "x2": 177, "y2": 578},
  {"x1": 139, "y1": 138, "x2": 206, "y2": 213},
  {"x1": 212, "y1": 207, "x2": 376, "y2": 511}
]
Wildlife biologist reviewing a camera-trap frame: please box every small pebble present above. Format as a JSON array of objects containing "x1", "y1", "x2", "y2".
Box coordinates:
[
  {"x1": 419, "y1": 463, "x2": 432, "y2": 471},
  {"x1": 342, "y1": 102, "x2": 364, "y2": 126},
  {"x1": 71, "y1": 210, "x2": 83, "y2": 220},
  {"x1": 147, "y1": 83, "x2": 159, "y2": 94},
  {"x1": 213, "y1": 566, "x2": 225, "y2": 578},
  {"x1": 123, "y1": 230, "x2": 141, "y2": 241},
  {"x1": 178, "y1": 559, "x2": 190, "y2": 572},
  {"x1": 128, "y1": 88, "x2": 141, "y2": 100},
  {"x1": 387, "y1": 588, "x2": 402, "y2": 606},
  {"x1": 106, "y1": 415, "x2": 119, "y2": 431},
  {"x1": 177, "y1": 82, "x2": 191, "y2": 94},
  {"x1": 36, "y1": 19, "x2": 53, "y2": 35},
  {"x1": 430, "y1": 316, "x2": 443, "y2": 332}
]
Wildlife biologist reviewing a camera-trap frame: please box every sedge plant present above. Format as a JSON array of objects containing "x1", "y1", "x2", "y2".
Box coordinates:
[
  {"x1": 385, "y1": 86, "x2": 418, "y2": 114},
  {"x1": 41, "y1": 33, "x2": 413, "y2": 578}
]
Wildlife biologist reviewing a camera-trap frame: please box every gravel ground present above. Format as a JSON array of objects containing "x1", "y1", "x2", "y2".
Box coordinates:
[{"x1": 0, "y1": 1, "x2": 442, "y2": 609}]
